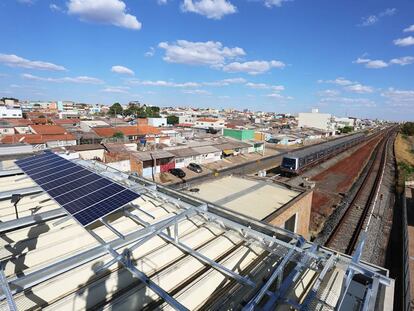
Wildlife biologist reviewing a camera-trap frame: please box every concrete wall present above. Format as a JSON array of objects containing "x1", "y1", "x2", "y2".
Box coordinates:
[
  {"x1": 298, "y1": 112, "x2": 333, "y2": 132},
  {"x1": 148, "y1": 117, "x2": 167, "y2": 127},
  {"x1": 76, "y1": 149, "x2": 105, "y2": 160},
  {"x1": 264, "y1": 189, "x2": 313, "y2": 239},
  {"x1": 223, "y1": 129, "x2": 255, "y2": 141}
]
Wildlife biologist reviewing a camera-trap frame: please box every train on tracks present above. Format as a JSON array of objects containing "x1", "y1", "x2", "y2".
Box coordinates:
[{"x1": 280, "y1": 132, "x2": 366, "y2": 175}]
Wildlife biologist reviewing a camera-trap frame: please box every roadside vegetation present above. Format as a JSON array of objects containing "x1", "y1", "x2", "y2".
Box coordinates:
[{"x1": 395, "y1": 122, "x2": 414, "y2": 189}]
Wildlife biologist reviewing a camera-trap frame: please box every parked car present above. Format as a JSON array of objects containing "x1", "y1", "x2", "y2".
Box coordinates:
[
  {"x1": 169, "y1": 168, "x2": 186, "y2": 178},
  {"x1": 188, "y1": 163, "x2": 202, "y2": 173}
]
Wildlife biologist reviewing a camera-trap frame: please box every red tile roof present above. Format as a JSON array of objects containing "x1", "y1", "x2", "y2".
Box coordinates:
[
  {"x1": 3, "y1": 119, "x2": 33, "y2": 126},
  {"x1": 197, "y1": 118, "x2": 222, "y2": 122},
  {"x1": 175, "y1": 123, "x2": 194, "y2": 128},
  {"x1": 93, "y1": 126, "x2": 160, "y2": 138},
  {"x1": 29, "y1": 125, "x2": 67, "y2": 135},
  {"x1": 52, "y1": 119, "x2": 80, "y2": 125},
  {"x1": 31, "y1": 118, "x2": 49, "y2": 125},
  {"x1": 1, "y1": 134, "x2": 76, "y2": 144}
]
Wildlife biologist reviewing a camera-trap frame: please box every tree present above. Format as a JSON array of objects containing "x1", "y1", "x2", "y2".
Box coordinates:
[
  {"x1": 401, "y1": 122, "x2": 414, "y2": 136},
  {"x1": 341, "y1": 126, "x2": 353, "y2": 134},
  {"x1": 167, "y1": 115, "x2": 179, "y2": 125},
  {"x1": 108, "y1": 103, "x2": 123, "y2": 116},
  {"x1": 112, "y1": 131, "x2": 124, "y2": 138}
]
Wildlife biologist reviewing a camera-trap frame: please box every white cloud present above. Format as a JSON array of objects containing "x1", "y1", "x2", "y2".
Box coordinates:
[
  {"x1": 394, "y1": 36, "x2": 414, "y2": 47},
  {"x1": 101, "y1": 86, "x2": 130, "y2": 93},
  {"x1": 129, "y1": 79, "x2": 200, "y2": 88},
  {"x1": 145, "y1": 47, "x2": 155, "y2": 57},
  {"x1": 359, "y1": 8, "x2": 396, "y2": 26},
  {"x1": 317, "y1": 89, "x2": 340, "y2": 97},
  {"x1": 182, "y1": 89, "x2": 211, "y2": 95},
  {"x1": 0, "y1": 53, "x2": 66, "y2": 71},
  {"x1": 50, "y1": 4, "x2": 63, "y2": 12},
  {"x1": 203, "y1": 77, "x2": 246, "y2": 86},
  {"x1": 320, "y1": 96, "x2": 376, "y2": 107},
  {"x1": 67, "y1": 0, "x2": 141, "y2": 30},
  {"x1": 245, "y1": 82, "x2": 284, "y2": 91},
  {"x1": 354, "y1": 56, "x2": 414, "y2": 68},
  {"x1": 354, "y1": 57, "x2": 388, "y2": 69},
  {"x1": 157, "y1": 0, "x2": 168, "y2": 5},
  {"x1": 319, "y1": 77, "x2": 354, "y2": 86},
  {"x1": 158, "y1": 40, "x2": 245, "y2": 66},
  {"x1": 111, "y1": 65, "x2": 134, "y2": 75},
  {"x1": 381, "y1": 88, "x2": 414, "y2": 106},
  {"x1": 390, "y1": 56, "x2": 414, "y2": 66},
  {"x1": 223, "y1": 60, "x2": 285, "y2": 75},
  {"x1": 263, "y1": 0, "x2": 291, "y2": 8},
  {"x1": 404, "y1": 25, "x2": 414, "y2": 33},
  {"x1": 345, "y1": 83, "x2": 374, "y2": 94},
  {"x1": 181, "y1": 0, "x2": 236, "y2": 19},
  {"x1": 22, "y1": 73, "x2": 104, "y2": 84},
  {"x1": 266, "y1": 93, "x2": 293, "y2": 101}
]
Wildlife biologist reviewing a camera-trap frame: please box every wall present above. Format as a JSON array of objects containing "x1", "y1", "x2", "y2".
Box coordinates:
[
  {"x1": 263, "y1": 190, "x2": 313, "y2": 239},
  {"x1": 0, "y1": 106, "x2": 23, "y2": 118},
  {"x1": 298, "y1": 112, "x2": 333, "y2": 132},
  {"x1": 46, "y1": 139, "x2": 77, "y2": 148},
  {"x1": 223, "y1": 129, "x2": 255, "y2": 141},
  {"x1": 77, "y1": 149, "x2": 105, "y2": 160},
  {"x1": 148, "y1": 118, "x2": 167, "y2": 127},
  {"x1": 106, "y1": 160, "x2": 131, "y2": 172}
]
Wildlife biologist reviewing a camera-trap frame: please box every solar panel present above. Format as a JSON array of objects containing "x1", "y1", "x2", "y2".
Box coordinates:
[{"x1": 16, "y1": 152, "x2": 140, "y2": 226}]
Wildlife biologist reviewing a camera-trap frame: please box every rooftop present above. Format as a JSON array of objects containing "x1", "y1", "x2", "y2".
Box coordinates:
[
  {"x1": 184, "y1": 176, "x2": 301, "y2": 221},
  {"x1": 0, "y1": 155, "x2": 394, "y2": 310}
]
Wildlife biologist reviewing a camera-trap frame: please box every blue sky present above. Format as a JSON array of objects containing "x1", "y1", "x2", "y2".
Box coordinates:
[{"x1": 0, "y1": 0, "x2": 413, "y2": 120}]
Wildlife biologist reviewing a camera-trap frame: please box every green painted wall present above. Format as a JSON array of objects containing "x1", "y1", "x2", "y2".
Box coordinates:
[{"x1": 223, "y1": 129, "x2": 255, "y2": 141}]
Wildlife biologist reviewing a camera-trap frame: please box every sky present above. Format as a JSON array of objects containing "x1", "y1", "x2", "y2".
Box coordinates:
[{"x1": 0, "y1": 0, "x2": 413, "y2": 120}]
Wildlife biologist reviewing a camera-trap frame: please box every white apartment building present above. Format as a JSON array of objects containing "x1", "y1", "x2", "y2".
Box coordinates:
[
  {"x1": 0, "y1": 106, "x2": 23, "y2": 118},
  {"x1": 147, "y1": 117, "x2": 167, "y2": 127},
  {"x1": 298, "y1": 109, "x2": 336, "y2": 134},
  {"x1": 194, "y1": 118, "x2": 225, "y2": 129}
]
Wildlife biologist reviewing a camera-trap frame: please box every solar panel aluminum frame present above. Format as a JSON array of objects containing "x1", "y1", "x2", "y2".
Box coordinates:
[{"x1": 16, "y1": 152, "x2": 140, "y2": 227}]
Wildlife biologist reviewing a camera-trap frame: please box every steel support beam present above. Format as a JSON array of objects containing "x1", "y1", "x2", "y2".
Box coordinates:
[
  {"x1": 242, "y1": 238, "x2": 305, "y2": 311},
  {"x1": 0, "y1": 263, "x2": 17, "y2": 311},
  {"x1": 125, "y1": 209, "x2": 256, "y2": 287}
]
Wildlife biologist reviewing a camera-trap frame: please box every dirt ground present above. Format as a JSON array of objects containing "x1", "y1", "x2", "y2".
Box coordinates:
[
  {"x1": 395, "y1": 134, "x2": 414, "y2": 166},
  {"x1": 309, "y1": 136, "x2": 382, "y2": 236}
]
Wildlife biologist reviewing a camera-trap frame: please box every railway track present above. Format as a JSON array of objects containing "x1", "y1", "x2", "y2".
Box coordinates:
[{"x1": 325, "y1": 130, "x2": 392, "y2": 255}]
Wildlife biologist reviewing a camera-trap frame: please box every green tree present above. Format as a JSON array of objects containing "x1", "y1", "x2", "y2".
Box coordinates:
[
  {"x1": 401, "y1": 122, "x2": 414, "y2": 136},
  {"x1": 341, "y1": 126, "x2": 353, "y2": 134},
  {"x1": 108, "y1": 102, "x2": 123, "y2": 116},
  {"x1": 112, "y1": 131, "x2": 124, "y2": 138},
  {"x1": 167, "y1": 115, "x2": 179, "y2": 125},
  {"x1": 146, "y1": 106, "x2": 160, "y2": 118}
]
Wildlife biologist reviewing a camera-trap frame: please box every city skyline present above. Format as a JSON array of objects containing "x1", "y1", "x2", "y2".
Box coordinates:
[{"x1": 0, "y1": 0, "x2": 413, "y2": 120}]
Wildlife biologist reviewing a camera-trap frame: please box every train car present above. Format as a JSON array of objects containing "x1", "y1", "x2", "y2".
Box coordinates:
[{"x1": 280, "y1": 133, "x2": 366, "y2": 175}]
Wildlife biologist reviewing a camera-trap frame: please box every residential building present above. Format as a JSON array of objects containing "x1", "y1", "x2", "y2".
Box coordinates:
[
  {"x1": 298, "y1": 108, "x2": 336, "y2": 134},
  {"x1": 147, "y1": 117, "x2": 168, "y2": 127},
  {"x1": 0, "y1": 106, "x2": 23, "y2": 118},
  {"x1": 194, "y1": 118, "x2": 225, "y2": 130}
]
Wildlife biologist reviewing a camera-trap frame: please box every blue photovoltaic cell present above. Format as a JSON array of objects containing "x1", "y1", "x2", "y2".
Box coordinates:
[
  {"x1": 47, "y1": 173, "x2": 97, "y2": 196},
  {"x1": 15, "y1": 153, "x2": 56, "y2": 167},
  {"x1": 54, "y1": 178, "x2": 112, "y2": 205},
  {"x1": 17, "y1": 153, "x2": 58, "y2": 169},
  {"x1": 41, "y1": 170, "x2": 97, "y2": 191},
  {"x1": 64, "y1": 183, "x2": 125, "y2": 214},
  {"x1": 16, "y1": 152, "x2": 140, "y2": 226},
  {"x1": 33, "y1": 165, "x2": 81, "y2": 183},
  {"x1": 29, "y1": 162, "x2": 77, "y2": 179},
  {"x1": 23, "y1": 157, "x2": 68, "y2": 173},
  {"x1": 74, "y1": 190, "x2": 139, "y2": 226}
]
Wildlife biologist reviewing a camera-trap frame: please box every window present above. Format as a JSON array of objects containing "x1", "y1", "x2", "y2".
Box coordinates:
[{"x1": 284, "y1": 214, "x2": 297, "y2": 232}]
